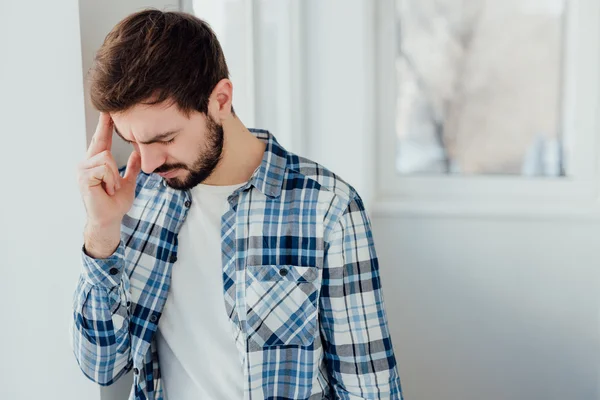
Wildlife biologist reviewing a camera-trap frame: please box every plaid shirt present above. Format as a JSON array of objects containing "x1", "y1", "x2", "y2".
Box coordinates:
[{"x1": 72, "y1": 130, "x2": 402, "y2": 399}]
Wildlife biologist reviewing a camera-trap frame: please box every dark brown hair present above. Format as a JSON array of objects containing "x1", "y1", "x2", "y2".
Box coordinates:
[{"x1": 89, "y1": 9, "x2": 230, "y2": 115}]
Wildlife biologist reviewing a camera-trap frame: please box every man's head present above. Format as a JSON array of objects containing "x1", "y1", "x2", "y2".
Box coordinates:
[{"x1": 90, "y1": 10, "x2": 232, "y2": 190}]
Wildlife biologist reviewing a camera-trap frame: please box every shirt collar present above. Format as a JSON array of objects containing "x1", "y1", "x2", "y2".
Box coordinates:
[{"x1": 245, "y1": 129, "x2": 287, "y2": 198}]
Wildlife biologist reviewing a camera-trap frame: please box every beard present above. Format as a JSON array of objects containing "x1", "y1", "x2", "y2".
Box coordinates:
[{"x1": 155, "y1": 114, "x2": 224, "y2": 191}]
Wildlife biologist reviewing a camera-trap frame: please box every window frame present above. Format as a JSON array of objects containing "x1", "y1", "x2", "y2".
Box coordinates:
[{"x1": 374, "y1": 0, "x2": 600, "y2": 217}]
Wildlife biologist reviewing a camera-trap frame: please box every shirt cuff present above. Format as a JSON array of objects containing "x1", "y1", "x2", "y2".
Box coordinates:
[{"x1": 81, "y1": 241, "x2": 125, "y2": 288}]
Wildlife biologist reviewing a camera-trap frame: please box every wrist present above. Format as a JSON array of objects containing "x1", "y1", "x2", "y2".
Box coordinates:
[{"x1": 83, "y1": 220, "x2": 121, "y2": 259}]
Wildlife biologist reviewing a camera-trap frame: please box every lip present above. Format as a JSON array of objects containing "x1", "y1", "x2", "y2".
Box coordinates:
[{"x1": 157, "y1": 169, "x2": 179, "y2": 178}]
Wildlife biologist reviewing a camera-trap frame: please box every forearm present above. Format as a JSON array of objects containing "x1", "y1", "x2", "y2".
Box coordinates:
[{"x1": 83, "y1": 220, "x2": 121, "y2": 259}]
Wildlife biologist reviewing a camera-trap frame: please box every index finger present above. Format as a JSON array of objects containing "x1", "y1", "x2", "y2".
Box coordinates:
[{"x1": 87, "y1": 112, "x2": 114, "y2": 158}]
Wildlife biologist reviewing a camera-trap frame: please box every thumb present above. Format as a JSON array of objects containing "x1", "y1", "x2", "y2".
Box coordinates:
[{"x1": 123, "y1": 151, "x2": 141, "y2": 183}]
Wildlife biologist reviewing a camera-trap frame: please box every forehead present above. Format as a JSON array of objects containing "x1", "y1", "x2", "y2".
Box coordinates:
[
  {"x1": 110, "y1": 101, "x2": 191, "y2": 141},
  {"x1": 111, "y1": 101, "x2": 184, "y2": 126}
]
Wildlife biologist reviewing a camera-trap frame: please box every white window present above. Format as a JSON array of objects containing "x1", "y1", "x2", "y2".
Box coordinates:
[{"x1": 376, "y1": 0, "x2": 600, "y2": 215}]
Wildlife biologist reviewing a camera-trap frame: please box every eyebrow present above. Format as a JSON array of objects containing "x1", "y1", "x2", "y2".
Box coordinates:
[{"x1": 114, "y1": 126, "x2": 180, "y2": 145}]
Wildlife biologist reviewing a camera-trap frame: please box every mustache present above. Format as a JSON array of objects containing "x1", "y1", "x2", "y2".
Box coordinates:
[{"x1": 154, "y1": 163, "x2": 187, "y2": 173}]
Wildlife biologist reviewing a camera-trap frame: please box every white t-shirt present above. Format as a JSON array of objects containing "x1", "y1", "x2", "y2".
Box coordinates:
[{"x1": 156, "y1": 182, "x2": 246, "y2": 400}]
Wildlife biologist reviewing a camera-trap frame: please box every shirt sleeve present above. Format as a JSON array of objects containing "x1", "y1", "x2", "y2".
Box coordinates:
[
  {"x1": 71, "y1": 240, "x2": 133, "y2": 386},
  {"x1": 320, "y1": 196, "x2": 403, "y2": 399}
]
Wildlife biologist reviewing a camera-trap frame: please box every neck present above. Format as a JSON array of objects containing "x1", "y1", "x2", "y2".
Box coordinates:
[{"x1": 202, "y1": 115, "x2": 266, "y2": 186}]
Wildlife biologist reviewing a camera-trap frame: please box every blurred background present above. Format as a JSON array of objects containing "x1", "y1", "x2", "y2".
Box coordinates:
[{"x1": 2, "y1": 0, "x2": 600, "y2": 399}]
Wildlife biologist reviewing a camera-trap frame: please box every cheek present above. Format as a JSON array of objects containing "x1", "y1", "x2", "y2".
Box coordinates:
[
  {"x1": 177, "y1": 139, "x2": 199, "y2": 159},
  {"x1": 165, "y1": 135, "x2": 200, "y2": 164},
  {"x1": 164, "y1": 145, "x2": 189, "y2": 165}
]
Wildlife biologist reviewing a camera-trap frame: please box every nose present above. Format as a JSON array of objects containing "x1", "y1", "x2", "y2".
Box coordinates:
[{"x1": 137, "y1": 145, "x2": 166, "y2": 175}]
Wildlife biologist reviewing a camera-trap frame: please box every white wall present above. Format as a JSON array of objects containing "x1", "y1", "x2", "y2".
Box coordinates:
[
  {"x1": 373, "y1": 215, "x2": 599, "y2": 400},
  {"x1": 0, "y1": 1, "x2": 100, "y2": 399},
  {"x1": 304, "y1": 1, "x2": 600, "y2": 400}
]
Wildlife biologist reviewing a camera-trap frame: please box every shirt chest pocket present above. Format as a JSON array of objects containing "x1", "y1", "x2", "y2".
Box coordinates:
[{"x1": 245, "y1": 265, "x2": 320, "y2": 347}]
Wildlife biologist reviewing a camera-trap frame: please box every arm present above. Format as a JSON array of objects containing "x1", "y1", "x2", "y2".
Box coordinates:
[
  {"x1": 71, "y1": 112, "x2": 141, "y2": 385},
  {"x1": 320, "y1": 196, "x2": 403, "y2": 399}
]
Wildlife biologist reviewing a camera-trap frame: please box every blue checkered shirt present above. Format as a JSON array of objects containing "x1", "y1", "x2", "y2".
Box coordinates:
[{"x1": 72, "y1": 130, "x2": 402, "y2": 399}]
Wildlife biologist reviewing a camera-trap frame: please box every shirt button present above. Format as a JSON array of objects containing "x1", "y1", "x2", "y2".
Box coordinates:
[
  {"x1": 170, "y1": 254, "x2": 178, "y2": 263},
  {"x1": 133, "y1": 368, "x2": 139, "y2": 375},
  {"x1": 279, "y1": 268, "x2": 288, "y2": 277},
  {"x1": 109, "y1": 267, "x2": 119, "y2": 275},
  {"x1": 184, "y1": 200, "x2": 191, "y2": 208},
  {"x1": 150, "y1": 314, "x2": 158, "y2": 323}
]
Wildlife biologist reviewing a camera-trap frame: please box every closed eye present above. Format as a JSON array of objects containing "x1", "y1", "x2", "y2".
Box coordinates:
[{"x1": 113, "y1": 126, "x2": 179, "y2": 145}]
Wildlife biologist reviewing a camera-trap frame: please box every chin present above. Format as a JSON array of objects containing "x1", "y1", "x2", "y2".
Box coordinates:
[{"x1": 165, "y1": 172, "x2": 192, "y2": 190}]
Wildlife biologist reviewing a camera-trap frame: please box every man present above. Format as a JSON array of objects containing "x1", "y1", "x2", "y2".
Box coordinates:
[{"x1": 72, "y1": 9, "x2": 402, "y2": 400}]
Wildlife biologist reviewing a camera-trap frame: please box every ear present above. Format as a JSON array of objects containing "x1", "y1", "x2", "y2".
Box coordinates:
[{"x1": 209, "y1": 78, "x2": 233, "y2": 120}]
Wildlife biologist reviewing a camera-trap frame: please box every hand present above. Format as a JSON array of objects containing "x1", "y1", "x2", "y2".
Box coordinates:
[{"x1": 78, "y1": 112, "x2": 141, "y2": 228}]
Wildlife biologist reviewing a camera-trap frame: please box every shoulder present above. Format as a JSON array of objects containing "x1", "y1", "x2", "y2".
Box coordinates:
[{"x1": 284, "y1": 152, "x2": 361, "y2": 207}]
